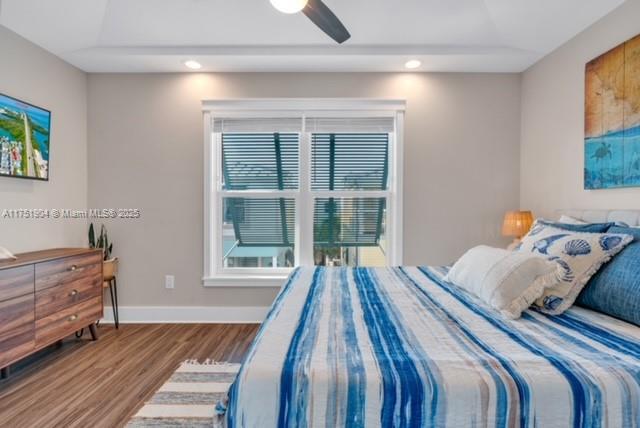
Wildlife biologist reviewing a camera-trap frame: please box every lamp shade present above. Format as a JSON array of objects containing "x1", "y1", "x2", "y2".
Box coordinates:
[{"x1": 502, "y1": 211, "x2": 534, "y2": 238}]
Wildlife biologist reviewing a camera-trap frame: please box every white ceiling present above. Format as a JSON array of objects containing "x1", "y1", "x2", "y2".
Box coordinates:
[{"x1": 0, "y1": 0, "x2": 626, "y2": 73}]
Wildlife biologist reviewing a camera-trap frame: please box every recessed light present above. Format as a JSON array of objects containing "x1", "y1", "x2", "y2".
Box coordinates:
[
  {"x1": 184, "y1": 60, "x2": 202, "y2": 70},
  {"x1": 270, "y1": 0, "x2": 308, "y2": 14},
  {"x1": 404, "y1": 60, "x2": 421, "y2": 69}
]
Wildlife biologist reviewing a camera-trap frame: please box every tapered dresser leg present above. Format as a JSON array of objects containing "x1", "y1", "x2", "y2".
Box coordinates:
[
  {"x1": 113, "y1": 277, "x2": 119, "y2": 329},
  {"x1": 89, "y1": 323, "x2": 99, "y2": 341}
]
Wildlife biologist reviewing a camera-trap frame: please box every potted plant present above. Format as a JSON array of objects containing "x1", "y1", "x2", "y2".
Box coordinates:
[
  {"x1": 89, "y1": 223, "x2": 117, "y2": 281},
  {"x1": 313, "y1": 212, "x2": 342, "y2": 266}
]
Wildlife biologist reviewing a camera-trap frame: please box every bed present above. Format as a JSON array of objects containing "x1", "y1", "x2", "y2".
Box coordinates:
[{"x1": 226, "y1": 265, "x2": 640, "y2": 428}]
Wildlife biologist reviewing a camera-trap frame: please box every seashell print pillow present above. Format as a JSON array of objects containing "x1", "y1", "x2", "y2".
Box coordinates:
[{"x1": 516, "y1": 220, "x2": 633, "y2": 314}]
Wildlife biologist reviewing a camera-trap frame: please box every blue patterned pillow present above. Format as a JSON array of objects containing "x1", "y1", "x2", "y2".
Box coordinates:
[
  {"x1": 576, "y1": 226, "x2": 640, "y2": 326},
  {"x1": 517, "y1": 221, "x2": 633, "y2": 314}
]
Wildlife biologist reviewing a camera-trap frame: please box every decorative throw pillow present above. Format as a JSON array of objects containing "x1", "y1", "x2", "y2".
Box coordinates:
[
  {"x1": 576, "y1": 226, "x2": 640, "y2": 326},
  {"x1": 445, "y1": 245, "x2": 561, "y2": 319},
  {"x1": 516, "y1": 222, "x2": 633, "y2": 314}
]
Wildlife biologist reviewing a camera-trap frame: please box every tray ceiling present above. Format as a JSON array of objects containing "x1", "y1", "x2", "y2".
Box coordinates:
[{"x1": 0, "y1": 0, "x2": 626, "y2": 72}]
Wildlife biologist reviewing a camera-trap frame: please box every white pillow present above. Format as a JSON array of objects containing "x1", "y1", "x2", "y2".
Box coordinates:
[
  {"x1": 558, "y1": 214, "x2": 630, "y2": 228},
  {"x1": 445, "y1": 245, "x2": 561, "y2": 319},
  {"x1": 516, "y1": 223, "x2": 633, "y2": 314},
  {"x1": 558, "y1": 215, "x2": 587, "y2": 225},
  {"x1": 0, "y1": 246, "x2": 16, "y2": 260}
]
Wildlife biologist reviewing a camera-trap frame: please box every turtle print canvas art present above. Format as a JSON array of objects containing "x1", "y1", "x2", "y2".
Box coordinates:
[{"x1": 585, "y1": 33, "x2": 640, "y2": 189}]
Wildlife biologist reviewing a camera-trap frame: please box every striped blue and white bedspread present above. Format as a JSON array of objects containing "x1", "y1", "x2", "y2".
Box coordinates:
[{"x1": 227, "y1": 266, "x2": 640, "y2": 428}]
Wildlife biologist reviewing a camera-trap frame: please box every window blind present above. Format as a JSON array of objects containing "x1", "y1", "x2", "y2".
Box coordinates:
[
  {"x1": 304, "y1": 117, "x2": 394, "y2": 133},
  {"x1": 222, "y1": 133, "x2": 299, "y2": 190},
  {"x1": 218, "y1": 116, "x2": 393, "y2": 252},
  {"x1": 311, "y1": 133, "x2": 389, "y2": 190},
  {"x1": 213, "y1": 118, "x2": 302, "y2": 133},
  {"x1": 224, "y1": 198, "x2": 295, "y2": 247}
]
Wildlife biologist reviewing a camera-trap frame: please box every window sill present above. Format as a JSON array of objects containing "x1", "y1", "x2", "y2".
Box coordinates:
[{"x1": 202, "y1": 275, "x2": 289, "y2": 288}]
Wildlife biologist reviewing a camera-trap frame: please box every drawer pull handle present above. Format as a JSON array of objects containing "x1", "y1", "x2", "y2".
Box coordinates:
[
  {"x1": 69, "y1": 265, "x2": 78, "y2": 271},
  {"x1": 68, "y1": 314, "x2": 78, "y2": 322},
  {"x1": 70, "y1": 289, "x2": 79, "y2": 297}
]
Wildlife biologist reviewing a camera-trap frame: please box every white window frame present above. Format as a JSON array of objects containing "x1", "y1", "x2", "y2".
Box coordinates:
[{"x1": 203, "y1": 99, "x2": 405, "y2": 287}]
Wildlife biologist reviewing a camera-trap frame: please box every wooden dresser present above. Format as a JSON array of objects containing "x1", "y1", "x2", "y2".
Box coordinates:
[{"x1": 0, "y1": 248, "x2": 103, "y2": 377}]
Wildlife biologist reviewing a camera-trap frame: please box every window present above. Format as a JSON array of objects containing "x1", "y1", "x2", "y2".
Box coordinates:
[{"x1": 203, "y1": 99, "x2": 404, "y2": 286}]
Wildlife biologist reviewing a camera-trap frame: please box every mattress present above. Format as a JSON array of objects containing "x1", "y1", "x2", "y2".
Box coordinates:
[{"x1": 227, "y1": 266, "x2": 640, "y2": 427}]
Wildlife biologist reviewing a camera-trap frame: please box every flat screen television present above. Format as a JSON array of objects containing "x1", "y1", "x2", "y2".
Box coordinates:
[{"x1": 0, "y1": 93, "x2": 51, "y2": 181}]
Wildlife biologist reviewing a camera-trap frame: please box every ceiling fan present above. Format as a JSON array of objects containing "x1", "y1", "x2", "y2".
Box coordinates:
[{"x1": 270, "y1": 0, "x2": 351, "y2": 44}]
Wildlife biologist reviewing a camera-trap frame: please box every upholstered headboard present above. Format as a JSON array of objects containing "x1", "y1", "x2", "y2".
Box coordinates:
[{"x1": 557, "y1": 210, "x2": 640, "y2": 227}]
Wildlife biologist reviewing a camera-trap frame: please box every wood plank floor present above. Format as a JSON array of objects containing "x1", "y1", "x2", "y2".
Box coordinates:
[{"x1": 0, "y1": 324, "x2": 259, "y2": 428}]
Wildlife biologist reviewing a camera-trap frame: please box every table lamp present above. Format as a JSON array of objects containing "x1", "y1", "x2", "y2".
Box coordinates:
[{"x1": 502, "y1": 210, "x2": 534, "y2": 250}]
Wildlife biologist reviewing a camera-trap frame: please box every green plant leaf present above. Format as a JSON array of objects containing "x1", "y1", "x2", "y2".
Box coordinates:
[{"x1": 88, "y1": 223, "x2": 95, "y2": 248}]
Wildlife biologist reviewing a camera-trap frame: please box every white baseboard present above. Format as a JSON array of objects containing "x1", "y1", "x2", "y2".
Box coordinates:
[{"x1": 100, "y1": 306, "x2": 269, "y2": 324}]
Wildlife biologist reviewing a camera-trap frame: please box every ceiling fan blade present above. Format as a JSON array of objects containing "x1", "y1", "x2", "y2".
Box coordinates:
[{"x1": 302, "y1": 0, "x2": 351, "y2": 44}]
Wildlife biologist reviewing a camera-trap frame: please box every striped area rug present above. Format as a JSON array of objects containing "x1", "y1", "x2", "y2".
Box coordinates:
[{"x1": 127, "y1": 360, "x2": 240, "y2": 428}]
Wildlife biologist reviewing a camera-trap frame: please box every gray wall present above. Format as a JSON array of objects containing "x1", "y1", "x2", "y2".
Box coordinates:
[
  {"x1": 88, "y1": 72, "x2": 521, "y2": 307},
  {"x1": 0, "y1": 25, "x2": 88, "y2": 252},
  {"x1": 521, "y1": 0, "x2": 640, "y2": 218}
]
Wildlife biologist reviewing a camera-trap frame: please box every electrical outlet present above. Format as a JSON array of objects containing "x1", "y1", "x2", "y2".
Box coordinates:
[{"x1": 165, "y1": 275, "x2": 175, "y2": 289}]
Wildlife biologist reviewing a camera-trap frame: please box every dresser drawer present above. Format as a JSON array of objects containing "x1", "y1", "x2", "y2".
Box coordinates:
[
  {"x1": 0, "y1": 294, "x2": 35, "y2": 368},
  {"x1": 35, "y1": 253, "x2": 102, "y2": 292},
  {"x1": 0, "y1": 265, "x2": 34, "y2": 302},
  {"x1": 35, "y1": 296, "x2": 102, "y2": 347},
  {"x1": 36, "y1": 275, "x2": 102, "y2": 320}
]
